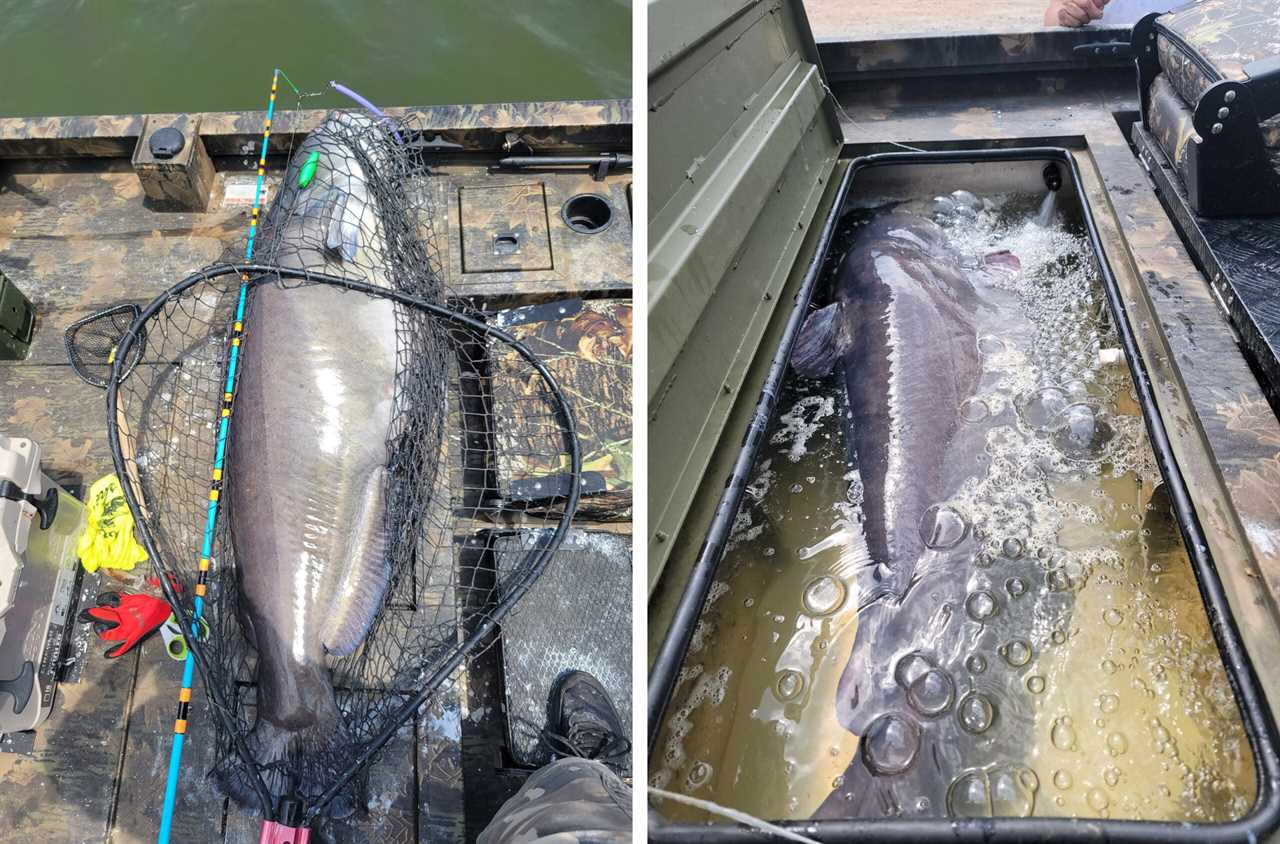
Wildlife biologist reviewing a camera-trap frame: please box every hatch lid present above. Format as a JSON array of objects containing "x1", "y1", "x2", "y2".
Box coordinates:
[{"x1": 648, "y1": 0, "x2": 842, "y2": 587}]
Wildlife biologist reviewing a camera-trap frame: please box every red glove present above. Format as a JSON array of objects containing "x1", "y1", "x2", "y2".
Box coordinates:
[{"x1": 79, "y1": 591, "x2": 172, "y2": 658}]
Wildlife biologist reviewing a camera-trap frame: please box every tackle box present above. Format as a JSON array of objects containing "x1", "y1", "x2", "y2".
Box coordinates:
[
  {"x1": 0, "y1": 270, "x2": 35, "y2": 361},
  {"x1": 1134, "y1": 0, "x2": 1280, "y2": 216},
  {"x1": 0, "y1": 435, "x2": 84, "y2": 734}
]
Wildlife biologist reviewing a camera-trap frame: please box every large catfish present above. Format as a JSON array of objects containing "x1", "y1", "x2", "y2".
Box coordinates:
[
  {"x1": 223, "y1": 112, "x2": 400, "y2": 814},
  {"x1": 791, "y1": 209, "x2": 1034, "y2": 817}
]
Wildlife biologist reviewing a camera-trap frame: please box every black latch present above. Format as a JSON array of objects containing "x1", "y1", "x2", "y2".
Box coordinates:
[
  {"x1": 149, "y1": 126, "x2": 186, "y2": 160},
  {"x1": 496, "y1": 153, "x2": 633, "y2": 182},
  {"x1": 0, "y1": 480, "x2": 58, "y2": 530},
  {"x1": 0, "y1": 661, "x2": 34, "y2": 716},
  {"x1": 1072, "y1": 40, "x2": 1134, "y2": 60}
]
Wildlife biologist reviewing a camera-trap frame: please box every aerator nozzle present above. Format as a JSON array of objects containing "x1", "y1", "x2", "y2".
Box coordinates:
[{"x1": 1043, "y1": 163, "x2": 1063, "y2": 192}]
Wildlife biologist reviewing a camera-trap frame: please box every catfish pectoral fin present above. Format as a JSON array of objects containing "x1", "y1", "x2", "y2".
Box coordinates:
[
  {"x1": 792, "y1": 302, "x2": 847, "y2": 379},
  {"x1": 322, "y1": 465, "x2": 391, "y2": 657},
  {"x1": 981, "y1": 249, "x2": 1021, "y2": 280}
]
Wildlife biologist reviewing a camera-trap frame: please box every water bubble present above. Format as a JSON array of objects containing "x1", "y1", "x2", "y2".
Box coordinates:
[
  {"x1": 958, "y1": 693, "x2": 996, "y2": 734},
  {"x1": 966, "y1": 654, "x2": 988, "y2": 674},
  {"x1": 907, "y1": 669, "x2": 956, "y2": 717},
  {"x1": 790, "y1": 483, "x2": 804, "y2": 494},
  {"x1": 1101, "y1": 659, "x2": 1117, "y2": 675},
  {"x1": 1005, "y1": 577, "x2": 1027, "y2": 598},
  {"x1": 947, "y1": 765, "x2": 1038, "y2": 818},
  {"x1": 965, "y1": 590, "x2": 999, "y2": 621},
  {"x1": 1047, "y1": 568, "x2": 1073, "y2": 592},
  {"x1": 687, "y1": 761, "x2": 713, "y2": 787},
  {"x1": 1107, "y1": 732, "x2": 1129, "y2": 756},
  {"x1": 931, "y1": 196, "x2": 958, "y2": 222},
  {"x1": 978, "y1": 335, "x2": 1007, "y2": 355},
  {"x1": 1098, "y1": 693, "x2": 1119, "y2": 714},
  {"x1": 960, "y1": 398, "x2": 990, "y2": 424},
  {"x1": 743, "y1": 597, "x2": 755, "y2": 608},
  {"x1": 1051, "y1": 716, "x2": 1077, "y2": 751},
  {"x1": 1019, "y1": 386, "x2": 1069, "y2": 430},
  {"x1": 1087, "y1": 788, "x2": 1110, "y2": 812},
  {"x1": 802, "y1": 575, "x2": 847, "y2": 617},
  {"x1": 1001, "y1": 537, "x2": 1025, "y2": 558},
  {"x1": 1103, "y1": 607, "x2": 1124, "y2": 627},
  {"x1": 1001, "y1": 639, "x2": 1032, "y2": 667},
  {"x1": 951, "y1": 189, "x2": 982, "y2": 211},
  {"x1": 894, "y1": 652, "x2": 933, "y2": 690},
  {"x1": 1051, "y1": 629, "x2": 1068, "y2": 645},
  {"x1": 1051, "y1": 403, "x2": 1115, "y2": 459},
  {"x1": 948, "y1": 770, "x2": 990, "y2": 818},
  {"x1": 1053, "y1": 770, "x2": 1073, "y2": 790},
  {"x1": 920, "y1": 504, "x2": 968, "y2": 550},
  {"x1": 992, "y1": 767, "x2": 1039, "y2": 817},
  {"x1": 1026, "y1": 675, "x2": 1046, "y2": 694},
  {"x1": 1104, "y1": 767, "x2": 1120, "y2": 788},
  {"x1": 862, "y1": 714, "x2": 921, "y2": 776},
  {"x1": 775, "y1": 669, "x2": 805, "y2": 701}
]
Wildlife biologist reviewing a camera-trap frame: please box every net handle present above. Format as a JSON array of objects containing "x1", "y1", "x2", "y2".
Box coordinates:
[{"x1": 104, "y1": 262, "x2": 582, "y2": 822}]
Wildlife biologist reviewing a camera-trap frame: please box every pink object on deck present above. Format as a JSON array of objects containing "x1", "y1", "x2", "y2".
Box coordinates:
[{"x1": 258, "y1": 821, "x2": 310, "y2": 844}]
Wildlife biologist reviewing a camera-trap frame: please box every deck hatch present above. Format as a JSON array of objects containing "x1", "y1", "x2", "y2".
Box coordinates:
[{"x1": 458, "y1": 182, "x2": 554, "y2": 273}]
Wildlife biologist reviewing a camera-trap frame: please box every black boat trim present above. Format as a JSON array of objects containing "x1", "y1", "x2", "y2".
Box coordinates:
[{"x1": 648, "y1": 146, "x2": 1280, "y2": 843}]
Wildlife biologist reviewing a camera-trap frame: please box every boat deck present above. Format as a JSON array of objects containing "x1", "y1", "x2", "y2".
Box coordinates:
[{"x1": 0, "y1": 101, "x2": 632, "y2": 843}]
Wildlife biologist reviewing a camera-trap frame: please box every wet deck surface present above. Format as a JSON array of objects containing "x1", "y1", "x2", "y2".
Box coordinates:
[{"x1": 0, "y1": 151, "x2": 632, "y2": 842}]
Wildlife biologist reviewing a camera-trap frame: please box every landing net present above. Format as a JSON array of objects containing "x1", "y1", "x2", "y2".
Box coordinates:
[{"x1": 105, "y1": 108, "x2": 579, "y2": 822}]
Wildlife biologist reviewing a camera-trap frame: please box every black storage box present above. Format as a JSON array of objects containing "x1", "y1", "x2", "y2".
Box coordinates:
[{"x1": 1134, "y1": 0, "x2": 1280, "y2": 216}]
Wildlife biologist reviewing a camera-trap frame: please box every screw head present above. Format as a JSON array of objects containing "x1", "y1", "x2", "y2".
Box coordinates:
[
  {"x1": 1225, "y1": 90, "x2": 1237, "y2": 103},
  {"x1": 1212, "y1": 122, "x2": 1224, "y2": 135},
  {"x1": 1218, "y1": 107, "x2": 1230, "y2": 119}
]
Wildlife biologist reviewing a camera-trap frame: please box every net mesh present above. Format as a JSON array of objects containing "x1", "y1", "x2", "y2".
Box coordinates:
[
  {"x1": 105, "y1": 110, "x2": 578, "y2": 819},
  {"x1": 64, "y1": 303, "x2": 144, "y2": 388}
]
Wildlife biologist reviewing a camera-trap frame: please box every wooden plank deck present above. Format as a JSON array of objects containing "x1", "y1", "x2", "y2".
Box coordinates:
[{"x1": 0, "y1": 138, "x2": 632, "y2": 843}]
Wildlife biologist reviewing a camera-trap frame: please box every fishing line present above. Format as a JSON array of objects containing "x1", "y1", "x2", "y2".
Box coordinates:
[
  {"x1": 647, "y1": 787, "x2": 823, "y2": 844},
  {"x1": 818, "y1": 77, "x2": 925, "y2": 154}
]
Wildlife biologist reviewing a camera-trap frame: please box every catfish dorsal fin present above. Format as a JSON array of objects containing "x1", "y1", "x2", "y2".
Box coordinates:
[
  {"x1": 321, "y1": 191, "x2": 361, "y2": 263},
  {"x1": 791, "y1": 302, "x2": 848, "y2": 379}
]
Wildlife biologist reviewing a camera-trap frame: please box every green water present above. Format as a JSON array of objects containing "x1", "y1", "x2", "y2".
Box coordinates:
[{"x1": 0, "y1": 0, "x2": 631, "y2": 118}]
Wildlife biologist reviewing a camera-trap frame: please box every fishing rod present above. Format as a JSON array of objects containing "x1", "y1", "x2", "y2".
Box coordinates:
[{"x1": 154, "y1": 67, "x2": 296, "y2": 844}]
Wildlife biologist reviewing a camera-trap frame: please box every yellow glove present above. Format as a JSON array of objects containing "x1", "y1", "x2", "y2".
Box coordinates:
[{"x1": 76, "y1": 474, "x2": 148, "y2": 573}]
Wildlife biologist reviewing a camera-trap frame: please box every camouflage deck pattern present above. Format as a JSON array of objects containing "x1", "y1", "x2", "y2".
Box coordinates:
[
  {"x1": 0, "y1": 104, "x2": 631, "y2": 843},
  {"x1": 491, "y1": 298, "x2": 633, "y2": 521}
]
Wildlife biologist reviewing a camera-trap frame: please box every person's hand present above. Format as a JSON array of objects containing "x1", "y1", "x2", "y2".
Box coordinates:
[{"x1": 1044, "y1": 0, "x2": 1107, "y2": 26}]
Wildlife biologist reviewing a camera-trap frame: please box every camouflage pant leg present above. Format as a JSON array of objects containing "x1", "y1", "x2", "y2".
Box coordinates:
[{"x1": 478, "y1": 758, "x2": 632, "y2": 843}]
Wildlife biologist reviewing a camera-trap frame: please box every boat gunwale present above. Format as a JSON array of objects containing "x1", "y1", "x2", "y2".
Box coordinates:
[{"x1": 0, "y1": 98, "x2": 633, "y2": 159}]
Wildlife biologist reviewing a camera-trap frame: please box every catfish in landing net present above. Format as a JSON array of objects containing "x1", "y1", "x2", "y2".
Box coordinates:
[{"x1": 221, "y1": 111, "x2": 436, "y2": 816}]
